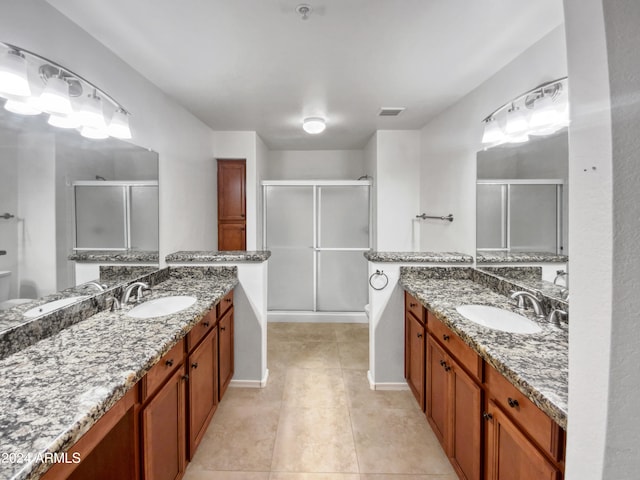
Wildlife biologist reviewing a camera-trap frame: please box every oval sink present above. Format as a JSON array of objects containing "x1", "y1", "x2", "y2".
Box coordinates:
[
  {"x1": 23, "y1": 296, "x2": 90, "y2": 318},
  {"x1": 127, "y1": 295, "x2": 197, "y2": 319},
  {"x1": 455, "y1": 305, "x2": 542, "y2": 334}
]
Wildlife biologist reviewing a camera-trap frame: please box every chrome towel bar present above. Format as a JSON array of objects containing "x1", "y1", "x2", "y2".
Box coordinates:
[{"x1": 416, "y1": 213, "x2": 454, "y2": 222}]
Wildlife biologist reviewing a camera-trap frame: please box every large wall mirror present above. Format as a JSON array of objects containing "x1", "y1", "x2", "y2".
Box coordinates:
[
  {"x1": 0, "y1": 107, "x2": 159, "y2": 313},
  {"x1": 475, "y1": 130, "x2": 568, "y2": 296}
]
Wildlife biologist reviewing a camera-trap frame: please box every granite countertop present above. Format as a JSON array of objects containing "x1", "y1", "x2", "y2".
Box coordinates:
[
  {"x1": 476, "y1": 251, "x2": 568, "y2": 263},
  {"x1": 166, "y1": 250, "x2": 271, "y2": 263},
  {"x1": 365, "y1": 251, "x2": 474, "y2": 263},
  {"x1": 399, "y1": 268, "x2": 568, "y2": 429},
  {"x1": 0, "y1": 268, "x2": 237, "y2": 480},
  {"x1": 68, "y1": 250, "x2": 159, "y2": 263}
]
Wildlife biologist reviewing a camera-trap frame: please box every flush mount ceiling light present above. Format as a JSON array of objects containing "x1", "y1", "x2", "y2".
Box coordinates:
[
  {"x1": 0, "y1": 41, "x2": 132, "y2": 141},
  {"x1": 481, "y1": 77, "x2": 568, "y2": 149},
  {"x1": 302, "y1": 117, "x2": 326, "y2": 134}
]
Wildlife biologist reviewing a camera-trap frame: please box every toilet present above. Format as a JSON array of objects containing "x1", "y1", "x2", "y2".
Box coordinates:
[{"x1": 0, "y1": 271, "x2": 33, "y2": 310}]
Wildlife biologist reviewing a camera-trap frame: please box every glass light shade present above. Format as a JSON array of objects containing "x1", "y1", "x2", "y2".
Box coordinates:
[
  {"x1": 107, "y1": 109, "x2": 132, "y2": 139},
  {"x1": 80, "y1": 125, "x2": 108, "y2": 139},
  {"x1": 4, "y1": 97, "x2": 41, "y2": 115},
  {"x1": 39, "y1": 76, "x2": 72, "y2": 115},
  {"x1": 302, "y1": 117, "x2": 326, "y2": 134},
  {"x1": 506, "y1": 133, "x2": 530, "y2": 144},
  {"x1": 481, "y1": 118, "x2": 505, "y2": 145},
  {"x1": 48, "y1": 112, "x2": 81, "y2": 129},
  {"x1": 0, "y1": 50, "x2": 31, "y2": 97},
  {"x1": 505, "y1": 106, "x2": 529, "y2": 135},
  {"x1": 77, "y1": 94, "x2": 106, "y2": 130},
  {"x1": 529, "y1": 94, "x2": 560, "y2": 131}
]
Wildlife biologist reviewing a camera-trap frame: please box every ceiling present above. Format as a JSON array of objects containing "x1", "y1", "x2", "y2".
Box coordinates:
[{"x1": 46, "y1": 0, "x2": 564, "y2": 150}]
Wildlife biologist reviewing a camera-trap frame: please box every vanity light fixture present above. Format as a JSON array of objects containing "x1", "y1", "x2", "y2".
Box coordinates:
[
  {"x1": 0, "y1": 41, "x2": 132, "y2": 141},
  {"x1": 481, "y1": 77, "x2": 568, "y2": 149},
  {"x1": 302, "y1": 117, "x2": 326, "y2": 134}
]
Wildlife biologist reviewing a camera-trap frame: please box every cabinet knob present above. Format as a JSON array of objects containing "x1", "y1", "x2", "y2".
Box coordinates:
[
  {"x1": 442, "y1": 334, "x2": 450, "y2": 341},
  {"x1": 483, "y1": 412, "x2": 493, "y2": 421},
  {"x1": 444, "y1": 365, "x2": 451, "y2": 372},
  {"x1": 439, "y1": 360, "x2": 446, "y2": 366},
  {"x1": 203, "y1": 321, "x2": 210, "y2": 327},
  {"x1": 165, "y1": 359, "x2": 174, "y2": 367},
  {"x1": 225, "y1": 298, "x2": 232, "y2": 303},
  {"x1": 417, "y1": 332, "x2": 423, "y2": 338},
  {"x1": 182, "y1": 374, "x2": 189, "y2": 381},
  {"x1": 507, "y1": 397, "x2": 519, "y2": 408},
  {"x1": 220, "y1": 326, "x2": 226, "y2": 331},
  {"x1": 409, "y1": 303, "x2": 417, "y2": 308},
  {"x1": 191, "y1": 362, "x2": 199, "y2": 369}
]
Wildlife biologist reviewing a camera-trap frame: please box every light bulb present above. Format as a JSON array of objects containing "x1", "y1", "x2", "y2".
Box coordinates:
[
  {"x1": 481, "y1": 117, "x2": 505, "y2": 145},
  {"x1": 107, "y1": 108, "x2": 132, "y2": 139},
  {"x1": 0, "y1": 50, "x2": 31, "y2": 97},
  {"x1": 39, "y1": 75, "x2": 72, "y2": 115},
  {"x1": 505, "y1": 105, "x2": 529, "y2": 135},
  {"x1": 77, "y1": 92, "x2": 106, "y2": 130},
  {"x1": 4, "y1": 97, "x2": 41, "y2": 115},
  {"x1": 529, "y1": 94, "x2": 560, "y2": 132},
  {"x1": 48, "y1": 112, "x2": 81, "y2": 129},
  {"x1": 302, "y1": 117, "x2": 326, "y2": 134}
]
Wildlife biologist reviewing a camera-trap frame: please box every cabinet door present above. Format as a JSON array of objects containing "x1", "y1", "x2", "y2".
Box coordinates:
[
  {"x1": 426, "y1": 335, "x2": 449, "y2": 447},
  {"x1": 406, "y1": 312, "x2": 425, "y2": 409},
  {"x1": 485, "y1": 401, "x2": 559, "y2": 480},
  {"x1": 218, "y1": 222, "x2": 246, "y2": 251},
  {"x1": 218, "y1": 306, "x2": 234, "y2": 400},
  {"x1": 217, "y1": 160, "x2": 246, "y2": 221},
  {"x1": 450, "y1": 361, "x2": 482, "y2": 480},
  {"x1": 141, "y1": 367, "x2": 187, "y2": 480},
  {"x1": 188, "y1": 328, "x2": 218, "y2": 458}
]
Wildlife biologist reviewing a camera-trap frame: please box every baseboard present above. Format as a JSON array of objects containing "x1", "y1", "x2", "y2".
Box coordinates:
[
  {"x1": 367, "y1": 370, "x2": 409, "y2": 391},
  {"x1": 229, "y1": 369, "x2": 270, "y2": 388},
  {"x1": 268, "y1": 311, "x2": 367, "y2": 323}
]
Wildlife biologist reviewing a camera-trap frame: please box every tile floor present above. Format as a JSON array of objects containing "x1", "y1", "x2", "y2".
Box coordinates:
[{"x1": 184, "y1": 322, "x2": 456, "y2": 480}]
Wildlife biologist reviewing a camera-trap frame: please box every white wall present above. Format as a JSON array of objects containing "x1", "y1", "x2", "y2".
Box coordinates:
[
  {"x1": 419, "y1": 26, "x2": 567, "y2": 255},
  {"x1": 0, "y1": 0, "x2": 216, "y2": 265},
  {"x1": 373, "y1": 130, "x2": 421, "y2": 251},
  {"x1": 364, "y1": 134, "x2": 378, "y2": 250},
  {"x1": 255, "y1": 135, "x2": 268, "y2": 249},
  {"x1": 564, "y1": 0, "x2": 640, "y2": 478},
  {"x1": 265, "y1": 150, "x2": 365, "y2": 180}
]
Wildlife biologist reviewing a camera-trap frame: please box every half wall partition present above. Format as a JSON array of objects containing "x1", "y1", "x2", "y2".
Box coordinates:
[{"x1": 262, "y1": 180, "x2": 371, "y2": 322}]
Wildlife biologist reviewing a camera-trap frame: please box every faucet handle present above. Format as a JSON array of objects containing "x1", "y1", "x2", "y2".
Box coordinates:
[
  {"x1": 509, "y1": 290, "x2": 526, "y2": 309},
  {"x1": 547, "y1": 309, "x2": 567, "y2": 326}
]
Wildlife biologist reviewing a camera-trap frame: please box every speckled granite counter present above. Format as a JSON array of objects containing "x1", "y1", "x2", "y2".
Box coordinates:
[
  {"x1": 166, "y1": 250, "x2": 271, "y2": 263},
  {"x1": 68, "y1": 250, "x2": 159, "y2": 263},
  {"x1": 365, "y1": 251, "x2": 474, "y2": 263},
  {"x1": 0, "y1": 267, "x2": 237, "y2": 480},
  {"x1": 399, "y1": 267, "x2": 567, "y2": 429},
  {"x1": 476, "y1": 251, "x2": 568, "y2": 263}
]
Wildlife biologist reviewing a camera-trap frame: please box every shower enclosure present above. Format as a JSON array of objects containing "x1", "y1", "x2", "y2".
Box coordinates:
[{"x1": 262, "y1": 180, "x2": 371, "y2": 322}]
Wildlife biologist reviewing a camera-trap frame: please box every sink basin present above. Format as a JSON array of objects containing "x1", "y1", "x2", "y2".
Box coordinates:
[
  {"x1": 455, "y1": 305, "x2": 542, "y2": 334},
  {"x1": 127, "y1": 295, "x2": 197, "y2": 319},
  {"x1": 23, "y1": 296, "x2": 90, "y2": 318}
]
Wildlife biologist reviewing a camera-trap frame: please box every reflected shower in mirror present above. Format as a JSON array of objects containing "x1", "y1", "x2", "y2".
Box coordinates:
[{"x1": 0, "y1": 106, "x2": 158, "y2": 310}]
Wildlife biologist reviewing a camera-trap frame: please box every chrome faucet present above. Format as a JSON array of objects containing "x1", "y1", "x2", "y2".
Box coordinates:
[
  {"x1": 84, "y1": 281, "x2": 107, "y2": 292},
  {"x1": 510, "y1": 291, "x2": 546, "y2": 318},
  {"x1": 553, "y1": 270, "x2": 567, "y2": 285},
  {"x1": 547, "y1": 309, "x2": 567, "y2": 326},
  {"x1": 121, "y1": 282, "x2": 151, "y2": 305}
]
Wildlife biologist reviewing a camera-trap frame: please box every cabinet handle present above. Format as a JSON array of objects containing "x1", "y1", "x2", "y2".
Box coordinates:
[
  {"x1": 483, "y1": 412, "x2": 493, "y2": 421},
  {"x1": 203, "y1": 321, "x2": 210, "y2": 327},
  {"x1": 165, "y1": 359, "x2": 174, "y2": 367},
  {"x1": 417, "y1": 332, "x2": 423, "y2": 338},
  {"x1": 410, "y1": 303, "x2": 417, "y2": 308},
  {"x1": 182, "y1": 374, "x2": 189, "y2": 381},
  {"x1": 191, "y1": 362, "x2": 199, "y2": 369},
  {"x1": 442, "y1": 334, "x2": 450, "y2": 341},
  {"x1": 225, "y1": 298, "x2": 232, "y2": 303},
  {"x1": 507, "y1": 397, "x2": 519, "y2": 408}
]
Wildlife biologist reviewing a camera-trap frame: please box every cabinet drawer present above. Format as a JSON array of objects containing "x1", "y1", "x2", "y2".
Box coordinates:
[
  {"x1": 142, "y1": 339, "x2": 185, "y2": 401},
  {"x1": 428, "y1": 312, "x2": 482, "y2": 381},
  {"x1": 187, "y1": 309, "x2": 217, "y2": 351},
  {"x1": 485, "y1": 365, "x2": 561, "y2": 459},
  {"x1": 405, "y1": 292, "x2": 425, "y2": 324},
  {"x1": 217, "y1": 289, "x2": 234, "y2": 319}
]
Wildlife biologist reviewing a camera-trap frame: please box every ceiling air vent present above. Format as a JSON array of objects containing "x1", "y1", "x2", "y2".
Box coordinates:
[{"x1": 378, "y1": 107, "x2": 406, "y2": 117}]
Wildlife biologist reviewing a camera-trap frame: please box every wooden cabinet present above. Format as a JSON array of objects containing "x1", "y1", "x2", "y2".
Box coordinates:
[
  {"x1": 426, "y1": 334, "x2": 482, "y2": 480},
  {"x1": 218, "y1": 304, "x2": 234, "y2": 400},
  {"x1": 187, "y1": 323, "x2": 218, "y2": 458},
  {"x1": 141, "y1": 365, "x2": 187, "y2": 480},
  {"x1": 484, "y1": 400, "x2": 560, "y2": 480},
  {"x1": 405, "y1": 292, "x2": 426, "y2": 409},
  {"x1": 217, "y1": 159, "x2": 246, "y2": 250}
]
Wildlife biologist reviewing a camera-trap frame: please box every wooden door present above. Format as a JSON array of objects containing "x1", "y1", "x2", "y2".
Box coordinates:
[
  {"x1": 218, "y1": 306, "x2": 234, "y2": 400},
  {"x1": 426, "y1": 334, "x2": 449, "y2": 448},
  {"x1": 217, "y1": 159, "x2": 246, "y2": 250},
  {"x1": 485, "y1": 400, "x2": 559, "y2": 480},
  {"x1": 450, "y1": 360, "x2": 482, "y2": 480},
  {"x1": 188, "y1": 328, "x2": 218, "y2": 458},
  {"x1": 406, "y1": 312, "x2": 425, "y2": 410},
  {"x1": 141, "y1": 367, "x2": 187, "y2": 480}
]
